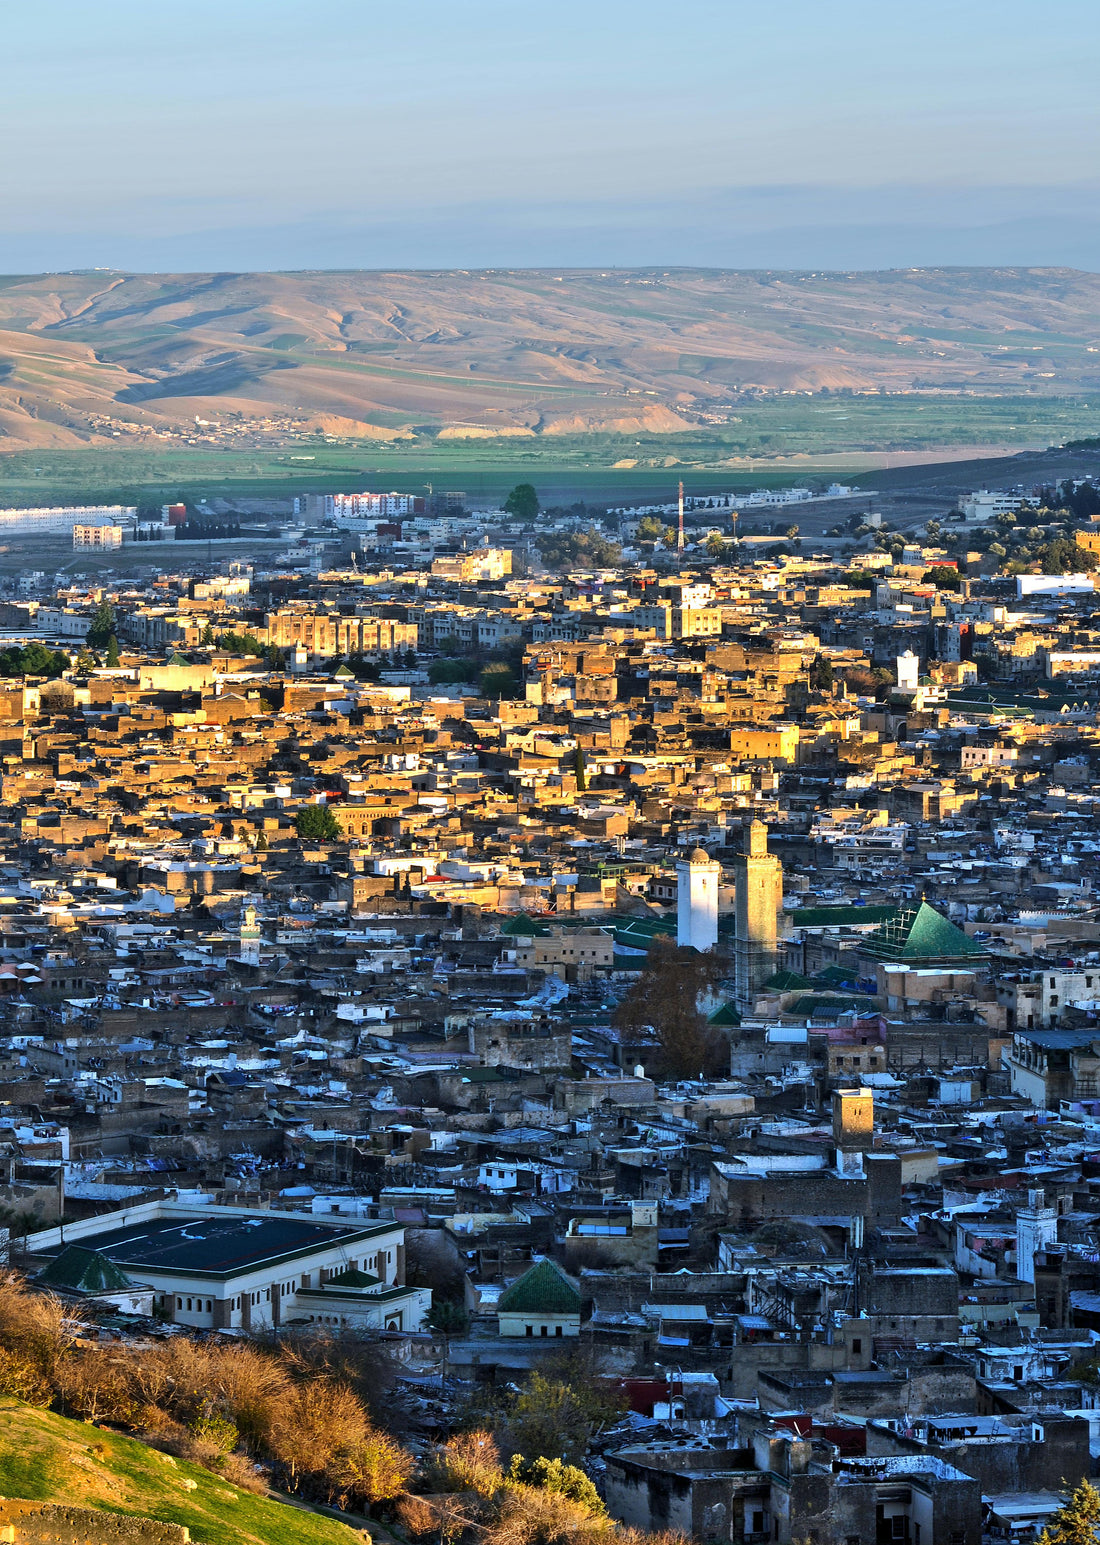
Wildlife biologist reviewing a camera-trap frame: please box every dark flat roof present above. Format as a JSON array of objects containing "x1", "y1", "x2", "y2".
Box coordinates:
[{"x1": 39, "y1": 1212, "x2": 389, "y2": 1280}]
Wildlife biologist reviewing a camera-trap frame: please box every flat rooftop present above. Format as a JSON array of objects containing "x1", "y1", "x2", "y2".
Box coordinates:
[{"x1": 37, "y1": 1212, "x2": 387, "y2": 1279}]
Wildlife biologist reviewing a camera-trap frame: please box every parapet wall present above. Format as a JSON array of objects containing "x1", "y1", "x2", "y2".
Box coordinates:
[{"x1": 0, "y1": 1501, "x2": 189, "y2": 1545}]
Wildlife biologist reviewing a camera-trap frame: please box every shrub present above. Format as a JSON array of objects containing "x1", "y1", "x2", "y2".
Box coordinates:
[
  {"x1": 189, "y1": 1413, "x2": 239, "y2": 1455},
  {"x1": 0, "y1": 1274, "x2": 85, "y2": 1380},
  {"x1": 507, "y1": 1456, "x2": 605, "y2": 1517},
  {"x1": 324, "y1": 1427, "x2": 414, "y2": 1509},
  {"x1": 55, "y1": 1350, "x2": 139, "y2": 1425},
  {"x1": 428, "y1": 1429, "x2": 502, "y2": 1496},
  {"x1": 0, "y1": 1344, "x2": 52, "y2": 1405},
  {"x1": 267, "y1": 1379, "x2": 369, "y2": 1488}
]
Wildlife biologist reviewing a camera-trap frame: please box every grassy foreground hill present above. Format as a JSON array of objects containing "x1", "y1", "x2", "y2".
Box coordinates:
[{"x1": 0, "y1": 1400, "x2": 366, "y2": 1545}]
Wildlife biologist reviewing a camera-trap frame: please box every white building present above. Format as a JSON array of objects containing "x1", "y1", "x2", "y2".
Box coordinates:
[
  {"x1": 677, "y1": 847, "x2": 721, "y2": 953},
  {"x1": 73, "y1": 524, "x2": 123, "y2": 550},
  {"x1": 960, "y1": 491, "x2": 1023, "y2": 523},
  {"x1": 0, "y1": 505, "x2": 136, "y2": 534},
  {"x1": 325, "y1": 492, "x2": 424, "y2": 520},
  {"x1": 24, "y1": 1198, "x2": 430, "y2": 1334}
]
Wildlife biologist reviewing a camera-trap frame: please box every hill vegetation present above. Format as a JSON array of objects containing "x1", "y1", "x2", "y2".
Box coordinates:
[
  {"x1": 0, "y1": 267, "x2": 1098, "y2": 453},
  {"x1": 0, "y1": 1402, "x2": 362, "y2": 1545}
]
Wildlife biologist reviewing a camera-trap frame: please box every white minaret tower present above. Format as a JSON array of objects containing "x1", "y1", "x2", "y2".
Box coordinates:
[
  {"x1": 676, "y1": 847, "x2": 721, "y2": 952},
  {"x1": 896, "y1": 650, "x2": 920, "y2": 693},
  {"x1": 240, "y1": 903, "x2": 261, "y2": 967},
  {"x1": 1016, "y1": 1188, "x2": 1058, "y2": 1285}
]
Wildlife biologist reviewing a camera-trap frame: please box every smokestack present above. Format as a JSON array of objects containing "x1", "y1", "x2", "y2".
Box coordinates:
[{"x1": 678, "y1": 480, "x2": 684, "y2": 551}]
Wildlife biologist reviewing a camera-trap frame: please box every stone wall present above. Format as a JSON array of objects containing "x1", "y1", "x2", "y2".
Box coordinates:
[{"x1": 0, "y1": 1502, "x2": 189, "y2": 1545}]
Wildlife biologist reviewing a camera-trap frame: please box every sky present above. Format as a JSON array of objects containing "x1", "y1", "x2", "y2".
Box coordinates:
[{"x1": 2, "y1": 0, "x2": 1099, "y2": 272}]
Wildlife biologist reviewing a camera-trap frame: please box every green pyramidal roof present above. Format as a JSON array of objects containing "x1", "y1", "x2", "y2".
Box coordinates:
[
  {"x1": 498, "y1": 1257, "x2": 581, "y2": 1316},
  {"x1": 861, "y1": 901, "x2": 985, "y2": 963},
  {"x1": 708, "y1": 1000, "x2": 743, "y2": 1026},
  {"x1": 36, "y1": 1245, "x2": 135, "y2": 1295}
]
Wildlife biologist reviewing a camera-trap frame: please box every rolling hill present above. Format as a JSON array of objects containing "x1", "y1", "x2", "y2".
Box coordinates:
[{"x1": 0, "y1": 267, "x2": 1097, "y2": 451}]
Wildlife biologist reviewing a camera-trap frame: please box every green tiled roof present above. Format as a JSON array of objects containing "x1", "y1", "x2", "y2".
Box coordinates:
[
  {"x1": 498, "y1": 1257, "x2": 581, "y2": 1316},
  {"x1": 326, "y1": 1267, "x2": 381, "y2": 1289},
  {"x1": 764, "y1": 970, "x2": 814, "y2": 991},
  {"x1": 500, "y1": 913, "x2": 552, "y2": 937},
  {"x1": 787, "y1": 905, "x2": 896, "y2": 928},
  {"x1": 861, "y1": 900, "x2": 985, "y2": 963},
  {"x1": 612, "y1": 917, "x2": 677, "y2": 949},
  {"x1": 708, "y1": 1001, "x2": 742, "y2": 1027},
  {"x1": 36, "y1": 1245, "x2": 134, "y2": 1295}
]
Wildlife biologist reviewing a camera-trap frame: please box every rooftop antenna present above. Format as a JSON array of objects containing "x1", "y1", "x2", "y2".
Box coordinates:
[{"x1": 677, "y1": 481, "x2": 685, "y2": 552}]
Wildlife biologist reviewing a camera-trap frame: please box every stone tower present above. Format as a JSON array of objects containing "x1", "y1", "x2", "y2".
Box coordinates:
[
  {"x1": 676, "y1": 847, "x2": 721, "y2": 952},
  {"x1": 733, "y1": 820, "x2": 782, "y2": 1010},
  {"x1": 240, "y1": 903, "x2": 261, "y2": 967}
]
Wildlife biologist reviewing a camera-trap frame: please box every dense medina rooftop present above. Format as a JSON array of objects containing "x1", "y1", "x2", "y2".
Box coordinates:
[{"x1": 0, "y1": 481, "x2": 1098, "y2": 1542}]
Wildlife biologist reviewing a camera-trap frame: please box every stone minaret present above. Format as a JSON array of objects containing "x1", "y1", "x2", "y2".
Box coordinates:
[{"x1": 734, "y1": 821, "x2": 782, "y2": 1011}]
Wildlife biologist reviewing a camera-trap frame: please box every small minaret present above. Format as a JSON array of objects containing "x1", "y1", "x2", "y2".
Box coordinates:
[
  {"x1": 240, "y1": 903, "x2": 261, "y2": 967},
  {"x1": 734, "y1": 821, "x2": 782, "y2": 1011},
  {"x1": 1016, "y1": 1189, "x2": 1058, "y2": 1285},
  {"x1": 676, "y1": 846, "x2": 720, "y2": 952}
]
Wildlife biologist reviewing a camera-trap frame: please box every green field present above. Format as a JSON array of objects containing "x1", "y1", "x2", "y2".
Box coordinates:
[{"x1": 0, "y1": 395, "x2": 1096, "y2": 507}]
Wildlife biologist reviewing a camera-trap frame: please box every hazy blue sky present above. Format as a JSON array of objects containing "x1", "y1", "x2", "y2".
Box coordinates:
[{"x1": 3, "y1": 0, "x2": 1098, "y2": 270}]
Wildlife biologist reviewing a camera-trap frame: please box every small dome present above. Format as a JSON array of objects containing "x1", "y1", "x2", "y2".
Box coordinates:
[{"x1": 688, "y1": 847, "x2": 712, "y2": 865}]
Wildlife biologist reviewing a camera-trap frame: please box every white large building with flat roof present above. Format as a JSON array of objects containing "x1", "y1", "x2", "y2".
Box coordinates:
[
  {"x1": 0, "y1": 505, "x2": 136, "y2": 534},
  {"x1": 25, "y1": 1199, "x2": 430, "y2": 1333}
]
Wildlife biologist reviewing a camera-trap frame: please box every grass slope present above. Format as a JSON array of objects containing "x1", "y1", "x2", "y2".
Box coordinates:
[{"x1": 0, "y1": 1401, "x2": 365, "y2": 1545}]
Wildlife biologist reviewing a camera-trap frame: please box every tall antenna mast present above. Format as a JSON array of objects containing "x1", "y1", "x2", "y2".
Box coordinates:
[{"x1": 677, "y1": 480, "x2": 685, "y2": 551}]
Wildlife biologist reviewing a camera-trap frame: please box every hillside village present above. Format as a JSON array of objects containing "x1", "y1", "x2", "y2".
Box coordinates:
[{"x1": 3, "y1": 482, "x2": 1100, "y2": 1543}]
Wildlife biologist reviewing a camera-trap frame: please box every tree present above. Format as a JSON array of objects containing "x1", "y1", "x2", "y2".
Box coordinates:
[
  {"x1": 215, "y1": 630, "x2": 266, "y2": 657},
  {"x1": 636, "y1": 516, "x2": 665, "y2": 542},
  {"x1": 1037, "y1": 1480, "x2": 1100, "y2": 1545},
  {"x1": 506, "y1": 1456, "x2": 605, "y2": 1517},
  {"x1": 295, "y1": 805, "x2": 342, "y2": 842},
  {"x1": 481, "y1": 664, "x2": 519, "y2": 699},
  {"x1": 809, "y1": 655, "x2": 834, "y2": 691},
  {"x1": 429, "y1": 658, "x2": 477, "y2": 686},
  {"x1": 923, "y1": 565, "x2": 962, "y2": 591},
  {"x1": 613, "y1": 936, "x2": 727, "y2": 1079},
  {"x1": 500, "y1": 1372, "x2": 605, "y2": 1466},
  {"x1": 86, "y1": 600, "x2": 115, "y2": 649},
  {"x1": 105, "y1": 636, "x2": 121, "y2": 668},
  {"x1": 19, "y1": 642, "x2": 68, "y2": 678},
  {"x1": 504, "y1": 483, "x2": 539, "y2": 523},
  {"x1": 537, "y1": 527, "x2": 621, "y2": 569},
  {"x1": 1040, "y1": 538, "x2": 1097, "y2": 574}
]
